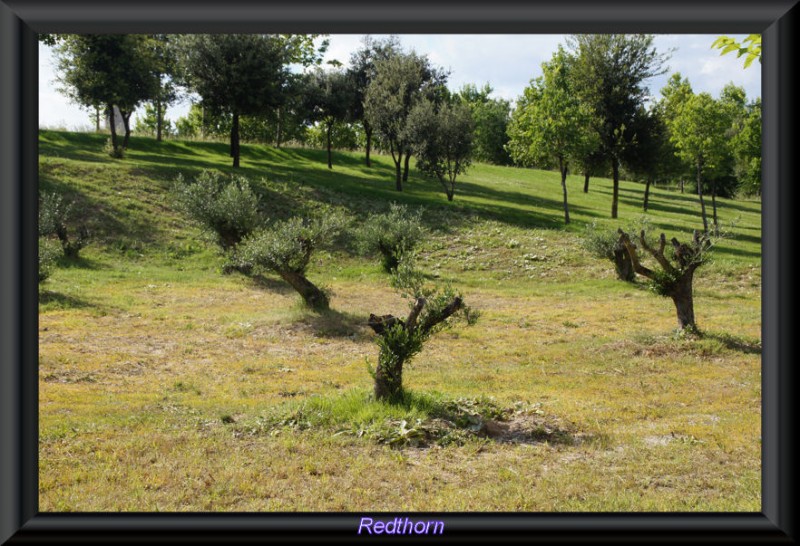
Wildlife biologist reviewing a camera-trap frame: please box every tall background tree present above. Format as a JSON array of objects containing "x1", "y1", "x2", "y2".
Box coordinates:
[
  {"x1": 302, "y1": 68, "x2": 356, "y2": 169},
  {"x1": 507, "y1": 48, "x2": 598, "y2": 225},
  {"x1": 407, "y1": 99, "x2": 475, "y2": 201},
  {"x1": 568, "y1": 34, "x2": 669, "y2": 218},
  {"x1": 457, "y1": 83, "x2": 512, "y2": 166},
  {"x1": 347, "y1": 36, "x2": 401, "y2": 167},
  {"x1": 622, "y1": 105, "x2": 672, "y2": 211},
  {"x1": 54, "y1": 34, "x2": 161, "y2": 153},
  {"x1": 176, "y1": 34, "x2": 288, "y2": 168},
  {"x1": 364, "y1": 50, "x2": 448, "y2": 191},
  {"x1": 667, "y1": 92, "x2": 730, "y2": 234}
]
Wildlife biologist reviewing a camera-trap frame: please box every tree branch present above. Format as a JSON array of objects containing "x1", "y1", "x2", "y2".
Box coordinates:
[
  {"x1": 638, "y1": 231, "x2": 677, "y2": 274},
  {"x1": 406, "y1": 297, "x2": 426, "y2": 332},
  {"x1": 617, "y1": 229, "x2": 654, "y2": 279},
  {"x1": 419, "y1": 296, "x2": 463, "y2": 335}
]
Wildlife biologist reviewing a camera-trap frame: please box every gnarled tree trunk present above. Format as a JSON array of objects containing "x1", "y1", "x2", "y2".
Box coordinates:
[{"x1": 277, "y1": 269, "x2": 329, "y2": 310}]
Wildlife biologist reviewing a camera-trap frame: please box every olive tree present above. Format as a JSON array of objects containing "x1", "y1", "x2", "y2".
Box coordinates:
[
  {"x1": 39, "y1": 191, "x2": 90, "y2": 259},
  {"x1": 618, "y1": 228, "x2": 713, "y2": 333},
  {"x1": 368, "y1": 260, "x2": 477, "y2": 401},
  {"x1": 356, "y1": 203, "x2": 426, "y2": 272},
  {"x1": 302, "y1": 68, "x2": 356, "y2": 169},
  {"x1": 407, "y1": 99, "x2": 474, "y2": 202},
  {"x1": 233, "y1": 214, "x2": 347, "y2": 310}
]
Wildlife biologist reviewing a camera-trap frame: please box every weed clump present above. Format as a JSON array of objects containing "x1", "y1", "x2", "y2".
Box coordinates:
[{"x1": 38, "y1": 238, "x2": 61, "y2": 283}]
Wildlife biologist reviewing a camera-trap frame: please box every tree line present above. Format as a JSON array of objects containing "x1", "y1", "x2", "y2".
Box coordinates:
[{"x1": 45, "y1": 33, "x2": 761, "y2": 219}]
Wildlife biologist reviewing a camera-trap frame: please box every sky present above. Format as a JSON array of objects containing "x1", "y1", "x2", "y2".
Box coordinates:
[{"x1": 39, "y1": 34, "x2": 761, "y2": 130}]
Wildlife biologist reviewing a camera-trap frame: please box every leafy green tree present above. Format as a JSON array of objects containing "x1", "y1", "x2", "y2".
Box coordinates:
[
  {"x1": 407, "y1": 99, "x2": 475, "y2": 201},
  {"x1": 347, "y1": 36, "x2": 401, "y2": 167},
  {"x1": 622, "y1": 105, "x2": 672, "y2": 211},
  {"x1": 176, "y1": 34, "x2": 288, "y2": 168},
  {"x1": 54, "y1": 35, "x2": 161, "y2": 153},
  {"x1": 507, "y1": 48, "x2": 598, "y2": 224},
  {"x1": 457, "y1": 83, "x2": 512, "y2": 165},
  {"x1": 731, "y1": 98, "x2": 762, "y2": 196},
  {"x1": 667, "y1": 92, "x2": 730, "y2": 234},
  {"x1": 302, "y1": 68, "x2": 356, "y2": 169},
  {"x1": 657, "y1": 73, "x2": 695, "y2": 193},
  {"x1": 568, "y1": 34, "x2": 669, "y2": 218},
  {"x1": 364, "y1": 50, "x2": 448, "y2": 191},
  {"x1": 711, "y1": 34, "x2": 761, "y2": 68}
]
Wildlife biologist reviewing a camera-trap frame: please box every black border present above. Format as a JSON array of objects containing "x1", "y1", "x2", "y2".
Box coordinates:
[{"x1": 1, "y1": 1, "x2": 796, "y2": 544}]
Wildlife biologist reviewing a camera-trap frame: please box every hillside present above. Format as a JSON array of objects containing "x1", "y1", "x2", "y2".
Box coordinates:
[{"x1": 38, "y1": 130, "x2": 761, "y2": 511}]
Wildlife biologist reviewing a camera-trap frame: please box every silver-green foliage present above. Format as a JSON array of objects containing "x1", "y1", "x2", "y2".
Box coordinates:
[
  {"x1": 38, "y1": 238, "x2": 61, "y2": 283},
  {"x1": 235, "y1": 212, "x2": 348, "y2": 275},
  {"x1": 357, "y1": 203, "x2": 426, "y2": 272},
  {"x1": 173, "y1": 170, "x2": 261, "y2": 250}
]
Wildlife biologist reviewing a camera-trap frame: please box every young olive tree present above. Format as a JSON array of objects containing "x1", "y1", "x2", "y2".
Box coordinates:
[
  {"x1": 407, "y1": 99, "x2": 474, "y2": 202},
  {"x1": 507, "y1": 47, "x2": 598, "y2": 224},
  {"x1": 357, "y1": 203, "x2": 426, "y2": 272},
  {"x1": 39, "y1": 191, "x2": 90, "y2": 259},
  {"x1": 368, "y1": 260, "x2": 477, "y2": 402},
  {"x1": 233, "y1": 214, "x2": 347, "y2": 310},
  {"x1": 172, "y1": 170, "x2": 261, "y2": 251},
  {"x1": 617, "y1": 228, "x2": 713, "y2": 333},
  {"x1": 38, "y1": 239, "x2": 61, "y2": 283}
]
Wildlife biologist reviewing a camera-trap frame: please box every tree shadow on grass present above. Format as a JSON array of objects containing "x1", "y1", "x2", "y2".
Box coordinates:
[
  {"x1": 703, "y1": 332, "x2": 762, "y2": 355},
  {"x1": 38, "y1": 289, "x2": 94, "y2": 310},
  {"x1": 300, "y1": 308, "x2": 372, "y2": 340}
]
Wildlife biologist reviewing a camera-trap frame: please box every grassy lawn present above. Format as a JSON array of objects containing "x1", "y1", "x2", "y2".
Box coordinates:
[{"x1": 38, "y1": 130, "x2": 761, "y2": 511}]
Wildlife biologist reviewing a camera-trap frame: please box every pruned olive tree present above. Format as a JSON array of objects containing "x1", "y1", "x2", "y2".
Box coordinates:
[
  {"x1": 232, "y1": 214, "x2": 347, "y2": 310},
  {"x1": 617, "y1": 228, "x2": 713, "y2": 333},
  {"x1": 583, "y1": 222, "x2": 635, "y2": 282},
  {"x1": 368, "y1": 260, "x2": 477, "y2": 401}
]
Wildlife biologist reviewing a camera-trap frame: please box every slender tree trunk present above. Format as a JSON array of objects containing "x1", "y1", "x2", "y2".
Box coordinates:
[
  {"x1": 231, "y1": 111, "x2": 241, "y2": 168},
  {"x1": 611, "y1": 157, "x2": 620, "y2": 219},
  {"x1": 670, "y1": 272, "x2": 696, "y2": 331},
  {"x1": 156, "y1": 100, "x2": 163, "y2": 142},
  {"x1": 644, "y1": 176, "x2": 652, "y2": 211},
  {"x1": 680, "y1": 178, "x2": 685, "y2": 194},
  {"x1": 696, "y1": 160, "x2": 709, "y2": 234},
  {"x1": 364, "y1": 122, "x2": 373, "y2": 167},
  {"x1": 275, "y1": 108, "x2": 282, "y2": 148},
  {"x1": 277, "y1": 269, "x2": 329, "y2": 310},
  {"x1": 107, "y1": 104, "x2": 118, "y2": 150},
  {"x1": 583, "y1": 171, "x2": 590, "y2": 193},
  {"x1": 560, "y1": 158, "x2": 570, "y2": 224},
  {"x1": 95, "y1": 107, "x2": 100, "y2": 133},
  {"x1": 326, "y1": 122, "x2": 333, "y2": 169},
  {"x1": 402, "y1": 152, "x2": 411, "y2": 183},
  {"x1": 711, "y1": 179, "x2": 719, "y2": 235},
  {"x1": 390, "y1": 143, "x2": 403, "y2": 191},
  {"x1": 121, "y1": 110, "x2": 132, "y2": 150}
]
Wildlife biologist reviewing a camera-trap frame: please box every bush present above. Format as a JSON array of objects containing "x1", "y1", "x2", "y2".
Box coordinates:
[
  {"x1": 231, "y1": 212, "x2": 348, "y2": 309},
  {"x1": 357, "y1": 203, "x2": 426, "y2": 273},
  {"x1": 39, "y1": 191, "x2": 89, "y2": 258},
  {"x1": 173, "y1": 170, "x2": 261, "y2": 250},
  {"x1": 38, "y1": 238, "x2": 61, "y2": 283}
]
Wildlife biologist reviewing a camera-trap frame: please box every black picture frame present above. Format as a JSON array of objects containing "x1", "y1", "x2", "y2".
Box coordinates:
[{"x1": 1, "y1": 1, "x2": 796, "y2": 543}]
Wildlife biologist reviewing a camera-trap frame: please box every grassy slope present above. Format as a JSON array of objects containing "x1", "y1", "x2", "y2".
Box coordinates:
[{"x1": 38, "y1": 130, "x2": 761, "y2": 511}]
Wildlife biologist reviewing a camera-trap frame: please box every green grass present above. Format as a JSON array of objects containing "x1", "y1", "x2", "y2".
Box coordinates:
[{"x1": 38, "y1": 130, "x2": 761, "y2": 512}]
